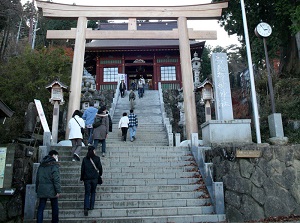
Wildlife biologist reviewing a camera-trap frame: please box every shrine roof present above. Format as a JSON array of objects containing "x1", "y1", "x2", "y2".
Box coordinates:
[
  {"x1": 85, "y1": 39, "x2": 205, "y2": 52},
  {"x1": 85, "y1": 21, "x2": 205, "y2": 52}
]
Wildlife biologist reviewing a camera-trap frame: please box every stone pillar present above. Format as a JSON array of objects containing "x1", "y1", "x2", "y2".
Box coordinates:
[
  {"x1": 66, "y1": 17, "x2": 87, "y2": 139},
  {"x1": 24, "y1": 184, "x2": 36, "y2": 220},
  {"x1": 205, "y1": 100, "x2": 212, "y2": 121},
  {"x1": 178, "y1": 17, "x2": 198, "y2": 139},
  {"x1": 51, "y1": 101, "x2": 59, "y2": 144},
  {"x1": 211, "y1": 53, "x2": 234, "y2": 120},
  {"x1": 175, "y1": 133, "x2": 181, "y2": 147}
]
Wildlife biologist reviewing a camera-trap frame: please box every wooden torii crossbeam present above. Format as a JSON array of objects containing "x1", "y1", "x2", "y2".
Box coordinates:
[{"x1": 36, "y1": 0, "x2": 228, "y2": 140}]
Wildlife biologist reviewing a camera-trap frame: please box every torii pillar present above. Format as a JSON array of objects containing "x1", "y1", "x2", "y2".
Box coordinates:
[
  {"x1": 65, "y1": 17, "x2": 87, "y2": 138},
  {"x1": 178, "y1": 17, "x2": 198, "y2": 138}
]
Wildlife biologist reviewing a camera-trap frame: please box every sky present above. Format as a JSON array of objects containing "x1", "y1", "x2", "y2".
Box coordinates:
[{"x1": 24, "y1": 0, "x2": 240, "y2": 47}]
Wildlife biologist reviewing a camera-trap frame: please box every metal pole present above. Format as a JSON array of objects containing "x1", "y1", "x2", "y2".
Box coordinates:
[
  {"x1": 263, "y1": 38, "x2": 276, "y2": 113},
  {"x1": 240, "y1": 0, "x2": 261, "y2": 143}
]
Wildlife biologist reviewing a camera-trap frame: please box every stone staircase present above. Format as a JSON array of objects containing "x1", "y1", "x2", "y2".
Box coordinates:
[
  {"x1": 109, "y1": 90, "x2": 168, "y2": 146},
  {"x1": 39, "y1": 90, "x2": 226, "y2": 222}
]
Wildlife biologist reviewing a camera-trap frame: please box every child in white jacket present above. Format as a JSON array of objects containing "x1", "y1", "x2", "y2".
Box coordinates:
[{"x1": 118, "y1": 112, "x2": 129, "y2": 142}]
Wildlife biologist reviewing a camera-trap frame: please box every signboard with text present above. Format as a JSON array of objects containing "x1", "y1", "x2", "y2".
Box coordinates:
[{"x1": 236, "y1": 149, "x2": 261, "y2": 158}]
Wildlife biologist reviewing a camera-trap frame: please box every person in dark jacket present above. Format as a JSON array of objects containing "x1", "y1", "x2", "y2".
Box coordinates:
[
  {"x1": 119, "y1": 80, "x2": 126, "y2": 97},
  {"x1": 36, "y1": 150, "x2": 61, "y2": 223},
  {"x1": 80, "y1": 146, "x2": 103, "y2": 217},
  {"x1": 93, "y1": 106, "x2": 109, "y2": 157}
]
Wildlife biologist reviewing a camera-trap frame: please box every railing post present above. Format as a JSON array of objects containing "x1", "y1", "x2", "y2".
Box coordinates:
[
  {"x1": 24, "y1": 184, "x2": 37, "y2": 220},
  {"x1": 213, "y1": 182, "x2": 225, "y2": 214},
  {"x1": 175, "y1": 133, "x2": 181, "y2": 147},
  {"x1": 168, "y1": 133, "x2": 174, "y2": 147},
  {"x1": 191, "y1": 133, "x2": 198, "y2": 148},
  {"x1": 38, "y1": 146, "x2": 48, "y2": 162}
]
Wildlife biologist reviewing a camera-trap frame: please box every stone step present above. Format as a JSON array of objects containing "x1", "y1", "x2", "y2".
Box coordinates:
[
  {"x1": 43, "y1": 206, "x2": 215, "y2": 219},
  {"x1": 59, "y1": 160, "x2": 193, "y2": 168},
  {"x1": 53, "y1": 145, "x2": 186, "y2": 150},
  {"x1": 58, "y1": 151, "x2": 191, "y2": 158},
  {"x1": 40, "y1": 214, "x2": 226, "y2": 223},
  {"x1": 60, "y1": 165, "x2": 196, "y2": 174},
  {"x1": 55, "y1": 198, "x2": 211, "y2": 209},
  {"x1": 60, "y1": 171, "x2": 198, "y2": 179},
  {"x1": 106, "y1": 140, "x2": 168, "y2": 145},
  {"x1": 57, "y1": 155, "x2": 192, "y2": 162},
  {"x1": 111, "y1": 124, "x2": 165, "y2": 129},
  {"x1": 60, "y1": 177, "x2": 199, "y2": 186},
  {"x1": 108, "y1": 134, "x2": 166, "y2": 139},
  {"x1": 59, "y1": 184, "x2": 202, "y2": 193},
  {"x1": 49, "y1": 191, "x2": 204, "y2": 201},
  {"x1": 56, "y1": 149, "x2": 191, "y2": 156}
]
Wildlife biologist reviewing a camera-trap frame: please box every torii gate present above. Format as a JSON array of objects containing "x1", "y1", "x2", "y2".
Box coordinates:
[{"x1": 36, "y1": 1, "x2": 228, "y2": 140}]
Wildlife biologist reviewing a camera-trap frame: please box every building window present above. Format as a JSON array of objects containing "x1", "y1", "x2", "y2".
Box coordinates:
[
  {"x1": 103, "y1": 67, "x2": 118, "y2": 82},
  {"x1": 157, "y1": 58, "x2": 178, "y2": 63},
  {"x1": 160, "y1": 66, "x2": 176, "y2": 81}
]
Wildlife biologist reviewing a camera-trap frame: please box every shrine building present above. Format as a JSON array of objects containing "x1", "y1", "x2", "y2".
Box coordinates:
[{"x1": 84, "y1": 21, "x2": 205, "y2": 91}]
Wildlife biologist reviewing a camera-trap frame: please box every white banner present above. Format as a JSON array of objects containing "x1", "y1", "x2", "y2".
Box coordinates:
[
  {"x1": 34, "y1": 99, "x2": 51, "y2": 133},
  {"x1": 118, "y1": 73, "x2": 127, "y2": 88}
]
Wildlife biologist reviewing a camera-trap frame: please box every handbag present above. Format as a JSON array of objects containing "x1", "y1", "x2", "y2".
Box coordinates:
[
  {"x1": 90, "y1": 158, "x2": 102, "y2": 185},
  {"x1": 74, "y1": 117, "x2": 85, "y2": 135}
]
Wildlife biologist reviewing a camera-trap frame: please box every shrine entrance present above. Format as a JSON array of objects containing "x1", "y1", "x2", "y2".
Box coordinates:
[
  {"x1": 36, "y1": 0, "x2": 228, "y2": 139},
  {"x1": 125, "y1": 61, "x2": 154, "y2": 90}
]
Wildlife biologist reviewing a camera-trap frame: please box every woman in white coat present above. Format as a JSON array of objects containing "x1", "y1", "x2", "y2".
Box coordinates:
[
  {"x1": 118, "y1": 112, "x2": 129, "y2": 142},
  {"x1": 68, "y1": 110, "x2": 85, "y2": 161}
]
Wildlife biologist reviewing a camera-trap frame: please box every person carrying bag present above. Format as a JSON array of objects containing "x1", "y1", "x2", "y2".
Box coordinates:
[{"x1": 80, "y1": 146, "x2": 103, "y2": 217}]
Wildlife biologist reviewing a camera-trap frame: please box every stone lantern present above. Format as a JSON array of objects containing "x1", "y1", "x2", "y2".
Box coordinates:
[
  {"x1": 195, "y1": 79, "x2": 214, "y2": 121},
  {"x1": 191, "y1": 51, "x2": 201, "y2": 87},
  {"x1": 46, "y1": 79, "x2": 68, "y2": 144}
]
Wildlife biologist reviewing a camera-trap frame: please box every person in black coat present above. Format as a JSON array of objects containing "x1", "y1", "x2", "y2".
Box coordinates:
[
  {"x1": 119, "y1": 80, "x2": 126, "y2": 98},
  {"x1": 36, "y1": 150, "x2": 61, "y2": 223},
  {"x1": 80, "y1": 146, "x2": 103, "y2": 216}
]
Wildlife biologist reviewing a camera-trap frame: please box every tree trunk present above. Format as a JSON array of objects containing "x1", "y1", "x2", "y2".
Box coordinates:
[
  {"x1": 0, "y1": 24, "x2": 10, "y2": 60},
  {"x1": 280, "y1": 35, "x2": 300, "y2": 76}
]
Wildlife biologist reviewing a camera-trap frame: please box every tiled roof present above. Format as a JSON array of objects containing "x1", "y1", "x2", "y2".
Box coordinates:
[
  {"x1": 86, "y1": 39, "x2": 205, "y2": 51},
  {"x1": 86, "y1": 21, "x2": 205, "y2": 51}
]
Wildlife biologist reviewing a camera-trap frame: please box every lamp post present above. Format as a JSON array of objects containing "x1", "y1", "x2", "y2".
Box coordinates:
[
  {"x1": 196, "y1": 79, "x2": 214, "y2": 121},
  {"x1": 46, "y1": 80, "x2": 68, "y2": 144}
]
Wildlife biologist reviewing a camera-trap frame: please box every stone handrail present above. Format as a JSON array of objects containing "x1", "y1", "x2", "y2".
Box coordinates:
[
  {"x1": 158, "y1": 82, "x2": 173, "y2": 146},
  {"x1": 190, "y1": 134, "x2": 225, "y2": 215},
  {"x1": 109, "y1": 84, "x2": 120, "y2": 119}
]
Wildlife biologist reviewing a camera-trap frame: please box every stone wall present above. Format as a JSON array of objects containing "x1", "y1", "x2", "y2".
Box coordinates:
[
  {"x1": 0, "y1": 144, "x2": 37, "y2": 223},
  {"x1": 206, "y1": 144, "x2": 300, "y2": 222}
]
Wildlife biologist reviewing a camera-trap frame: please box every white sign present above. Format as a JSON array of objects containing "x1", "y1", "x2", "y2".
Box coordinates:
[
  {"x1": 0, "y1": 147, "x2": 7, "y2": 188},
  {"x1": 34, "y1": 99, "x2": 51, "y2": 133},
  {"x1": 118, "y1": 73, "x2": 127, "y2": 88}
]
